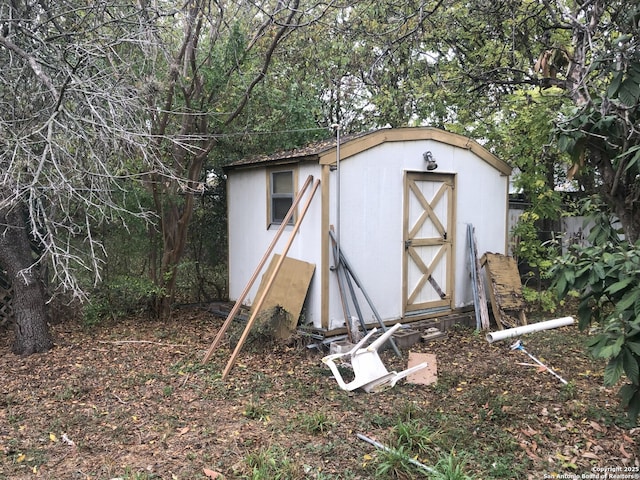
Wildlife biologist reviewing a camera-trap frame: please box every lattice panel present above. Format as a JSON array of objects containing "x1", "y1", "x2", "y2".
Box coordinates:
[
  {"x1": 0, "y1": 271, "x2": 13, "y2": 326},
  {"x1": 0, "y1": 292, "x2": 12, "y2": 326}
]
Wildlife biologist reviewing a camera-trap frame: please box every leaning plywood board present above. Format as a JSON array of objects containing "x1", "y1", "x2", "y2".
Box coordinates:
[
  {"x1": 480, "y1": 253, "x2": 527, "y2": 330},
  {"x1": 253, "y1": 254, "x2": 316, "y2": 339}
]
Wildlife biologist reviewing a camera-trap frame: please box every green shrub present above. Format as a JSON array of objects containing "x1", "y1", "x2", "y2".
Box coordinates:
[
  {"x1": 392, "y1": 420, "x2": 434, "y2": 455},
  {"x1": 374, "y1": 444, "x2": 419, "y2": 479},
  {"x1": 82, "y1": 275, "x2": 165, "y2": 325},
  {"x1": 550, "y1": 198, "x2": 640, "y2": 425},
  {"x1": 242, "y1": 445, "x2": 300, "y2": 480},
  {"x1": 431, "y1": 451, "x2": 472, "y2": 480}
]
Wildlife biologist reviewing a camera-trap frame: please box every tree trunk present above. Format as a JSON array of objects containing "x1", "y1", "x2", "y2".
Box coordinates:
[
  {"x1": 0, "y1": 203, "x2": 53, "y2": 355},
  {"x1": 147, "y1": 149, "x2": 206, "y2": 319},
  {"x1": 562, "y1": 2, "x2": 640, "y2": 243},
  {"x1": 605, "y1": 182, "x2": 640, "y2": 244},
  {"x1": 590, "y1": 148, "x2": 640, "y2": 244},
  {"x1": 153, "y1": 177, "x2": 200, "y2": 319}
]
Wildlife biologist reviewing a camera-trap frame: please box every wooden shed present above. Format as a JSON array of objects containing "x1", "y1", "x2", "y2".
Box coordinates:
[{"x1": 225, "y1": 127, "x2": 512, "y2": 334}]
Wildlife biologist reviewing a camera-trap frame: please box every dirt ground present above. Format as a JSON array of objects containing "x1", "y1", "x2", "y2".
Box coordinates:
[{"x1": 1, "y1": 306, "x2": 638, "y2": 479}]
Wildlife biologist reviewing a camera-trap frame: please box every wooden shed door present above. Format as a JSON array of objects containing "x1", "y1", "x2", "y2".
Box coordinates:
[{"x1": 403, "y1": 172, "x2": 455, "y2": 313}]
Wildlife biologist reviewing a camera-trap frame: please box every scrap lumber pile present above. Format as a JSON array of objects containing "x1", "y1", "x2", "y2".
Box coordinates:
[{"x1": 480, "y1": 252, "x2": 527, "y2": 330}]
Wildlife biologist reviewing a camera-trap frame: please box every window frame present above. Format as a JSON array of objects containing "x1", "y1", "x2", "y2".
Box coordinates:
[{"x1": 267, "y1": 166, "x2": 298, "y2": 228}]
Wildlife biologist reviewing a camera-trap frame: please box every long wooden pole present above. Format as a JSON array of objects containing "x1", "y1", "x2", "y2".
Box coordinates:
[
  {"x1": 202, "y1": 175, "x2": 314, "y2": 363},
  {"x1": 221, "y1": 179, "x2": 321, "y2": 379}
]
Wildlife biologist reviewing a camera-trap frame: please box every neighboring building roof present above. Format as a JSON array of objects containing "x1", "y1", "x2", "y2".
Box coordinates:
[{"x1": 225, "y1": 127, "x2": 512, "y2": 175}]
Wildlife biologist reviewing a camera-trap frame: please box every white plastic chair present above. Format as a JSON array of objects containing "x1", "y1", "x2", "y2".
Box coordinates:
[{"x1": 322, "y1": 323, "x2": 429, "y2": 393}]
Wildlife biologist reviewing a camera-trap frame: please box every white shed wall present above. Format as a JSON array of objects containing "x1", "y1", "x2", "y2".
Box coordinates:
[
  {"x1": 327, "y1": 139, "x2": 509, "y2": 328},
  {"x1": 327, "y1": 145, "x2": 405, "y2": 328},
  {"x1": 227, "y1": 164, "x2": 324, "y2": 325},
  {"x1": 450, "y1": 148, "x2": 509, "y2": 309}
]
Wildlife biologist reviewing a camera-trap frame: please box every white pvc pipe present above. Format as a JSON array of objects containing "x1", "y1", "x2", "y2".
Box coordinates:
[{"x1": 486, "y1": 317, "x2": 575, "y2": 343}]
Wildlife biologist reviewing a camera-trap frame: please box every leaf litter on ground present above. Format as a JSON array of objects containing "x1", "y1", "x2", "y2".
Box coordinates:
[{"x1": 0, "y1": 306, "x2": 637, "y2": 479}]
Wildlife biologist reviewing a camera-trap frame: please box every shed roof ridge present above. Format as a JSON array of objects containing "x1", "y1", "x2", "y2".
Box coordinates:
[{"x1": 225, "y1": 126, "x2": 511, "y2": 175}]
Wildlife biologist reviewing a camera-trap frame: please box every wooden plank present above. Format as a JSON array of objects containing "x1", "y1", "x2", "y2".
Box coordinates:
[
  {"x1": 253, "y1": 254, "x2": 315, "y2": 339},
  {"x1": 317, "y1": 127, "x2": 512, "y2": 175},
  {"x1": 480, "y1": 252, "x2": 527, "y2": 329},
  {"x1": 320, "y1": 165, "x2": 332, "y2": 330},
  {"x1": 467, "y1": 224, "x2": 490, "y2": 330}
]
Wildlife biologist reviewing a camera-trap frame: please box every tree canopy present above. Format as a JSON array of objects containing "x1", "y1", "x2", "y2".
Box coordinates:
[
  {"x1": 0, "y1": 0, "x2": 155, "y2": 294},
  {"x1": 279, "y1": 1, "x2": 639, "y2": 245}
]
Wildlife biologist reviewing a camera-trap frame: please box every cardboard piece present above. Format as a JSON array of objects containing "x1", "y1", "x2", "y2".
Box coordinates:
[
  {"x1": 406, "y1": 352, "x2": 437, "y2": 385},
  {"x1": 253, "y1": 254, "x2": 315, "y2": 339}
]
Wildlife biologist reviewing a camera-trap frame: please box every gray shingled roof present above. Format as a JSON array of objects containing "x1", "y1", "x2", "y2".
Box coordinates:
[{"x1": 225, "y1": 130, "x2": 372, "y2": 168}]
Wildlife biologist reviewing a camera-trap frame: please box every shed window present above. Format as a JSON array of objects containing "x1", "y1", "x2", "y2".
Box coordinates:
[{"x1": 270, "y1": 170, "x2": 295, "y2": 225}]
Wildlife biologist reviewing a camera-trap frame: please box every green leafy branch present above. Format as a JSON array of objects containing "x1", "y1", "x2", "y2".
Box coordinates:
[{"x1": 550, "y1": 199, "x2": 640, "y2": 425}]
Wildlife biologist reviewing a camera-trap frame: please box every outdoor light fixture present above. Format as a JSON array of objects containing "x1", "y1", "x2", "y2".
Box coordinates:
[{"x1": 423, "y1": 151, "x2": 438, "y2": 170}]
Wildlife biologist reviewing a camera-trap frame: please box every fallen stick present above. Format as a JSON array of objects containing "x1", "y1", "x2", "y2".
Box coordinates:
[
  {"x1": 98, "y1": 340, "x2": 187, "y2": 347},
  {"x1": 356, "y1": 433, "x2": 436, "y2": 475}
]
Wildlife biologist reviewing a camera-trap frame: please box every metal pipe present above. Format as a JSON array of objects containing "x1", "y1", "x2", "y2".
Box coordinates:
[
  {"x1": 467, "y1": 224, "x2": 489, "y2": 330},
  {"x1": 331, "y1": 235, "x2": 354, "y2": 340},
  {"x1": 511, "y1": 340, "x2": 568, "y2": 385},
  {"x1": 332, "y1": 123, "x2": 341, "y2": 267},
  {"x1": 486, "y1": 317, "x2": 574, "y2": 343},
  {"x1": 467, "y1": 225, "x2": 481, "y2": 330},
  {"x1": 356, "y1": 434, "x2": 436, "y2": 475},
  {"x1": 343, "y1": 261, "x2": 370, "y2": 334},
  {"x1": 329, "y1": 230, "x2": 401, "y2": 358}
]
